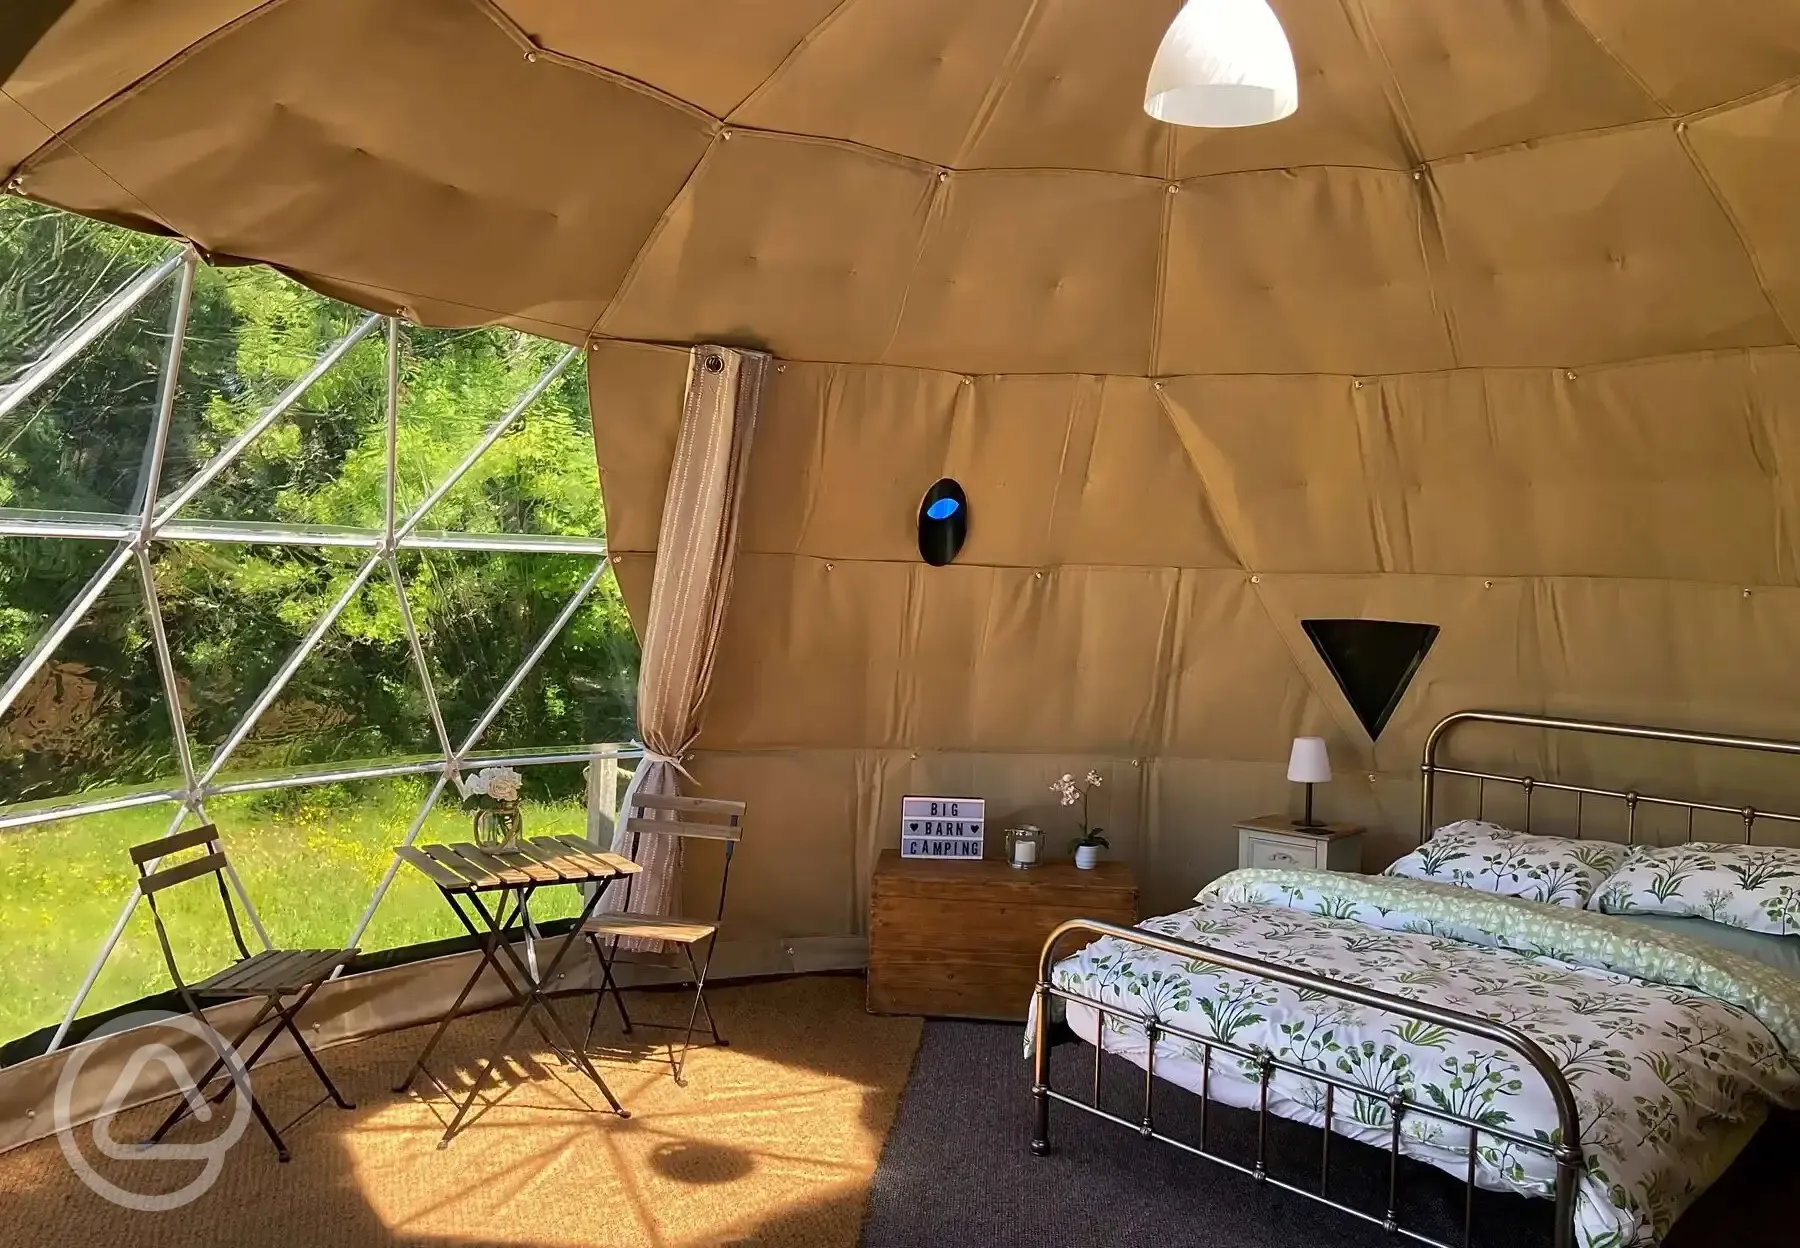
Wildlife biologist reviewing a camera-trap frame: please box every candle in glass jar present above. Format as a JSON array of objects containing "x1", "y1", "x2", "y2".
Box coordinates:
[{"x1": 1013, "y1": 839, "x2": 1038, "y2": 866}]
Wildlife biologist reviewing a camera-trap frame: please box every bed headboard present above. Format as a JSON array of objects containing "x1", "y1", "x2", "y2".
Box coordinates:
[{"x1": 1418, "y1": 710, "x2": 1800, "y2": 847}]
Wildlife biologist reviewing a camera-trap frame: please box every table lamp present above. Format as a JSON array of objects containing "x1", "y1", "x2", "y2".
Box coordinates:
[{"x1": 1287, "y1": 736, "x2": 1331, "y2": 828}]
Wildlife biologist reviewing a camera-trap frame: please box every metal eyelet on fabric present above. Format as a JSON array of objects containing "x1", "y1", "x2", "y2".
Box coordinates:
[{"x1": 706, "y1": 355, "x2": 724, "y2": 373}]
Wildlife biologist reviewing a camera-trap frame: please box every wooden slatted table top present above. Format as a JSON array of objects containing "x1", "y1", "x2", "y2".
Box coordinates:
[{"x1": 395, "y1": 836, "x2": 642, "y2": 893}]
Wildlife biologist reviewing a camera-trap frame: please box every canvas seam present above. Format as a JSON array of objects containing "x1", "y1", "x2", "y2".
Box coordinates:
[
  {"x1": 462, "y1": 0, "x2": 717, "y2": 126},
  {"x1": 726, "y1": 0, "x2": 866, "y2": 124},
  {"x1": 951, "y1": 0, "x2": 1047, "y2": 169},
  {"x1": 1673, "y1": 122, "x2": 1798, "y2": 350}
]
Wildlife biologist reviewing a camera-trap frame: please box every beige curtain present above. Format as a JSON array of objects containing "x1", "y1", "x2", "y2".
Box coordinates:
[{"x1": 599, "y1": 346, "x2": 768, "y2": 947}]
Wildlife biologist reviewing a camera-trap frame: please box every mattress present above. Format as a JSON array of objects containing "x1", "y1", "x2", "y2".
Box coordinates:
[{"x1": 1034, "y1": 868, "x2": 1800, "y2": 1248}]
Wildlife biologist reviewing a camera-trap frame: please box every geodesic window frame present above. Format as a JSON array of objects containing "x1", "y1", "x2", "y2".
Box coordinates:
[{"x1": 0, "y1": 241, "x2": 643, "y2": 1055}]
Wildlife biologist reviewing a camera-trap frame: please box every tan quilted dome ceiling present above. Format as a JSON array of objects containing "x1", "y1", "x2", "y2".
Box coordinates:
[
  {"x1": 9, "y1": 1, "x2": 1800, "y2": 918},
  {"x1": 4, "y1": 0, "x2": 1796, "y2": 375}
]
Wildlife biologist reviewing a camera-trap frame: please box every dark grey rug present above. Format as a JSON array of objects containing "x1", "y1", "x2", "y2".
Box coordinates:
[{"x1": 860, "y1": 1019, "x2": 1798, "y2": 1248}]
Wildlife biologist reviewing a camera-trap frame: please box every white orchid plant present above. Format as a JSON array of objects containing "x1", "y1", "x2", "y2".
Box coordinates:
[
  {"x1": 457, "y1": 765, "x2": 523, "y2": 811},
  {"x1": 1052, "y1": 770, "x2": 1108, "y2": 852}
]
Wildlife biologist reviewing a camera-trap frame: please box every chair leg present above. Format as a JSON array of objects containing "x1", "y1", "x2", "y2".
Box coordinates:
[
  {"x1": 582, "y1": 936, "x2": 606, "y2": 1053},
  {"x1": 275, "y1": 994, "x2": 354, "y2": 1110},
  {"x1": 244, "y1": 1088, "x2": 292, "y2": 1163},
  {"x1": 146, "y1": 997, "x2": 277, "y2": 1146},
  {"x1": 670, "y1": 942, "x2": 718, "y2": 1087},
  {"x1": 586, "y1": 933, "x2": 633, "y2": 1038},
  {"x1": 694, "y1": 933, "x2": 727, "y2": 1048}
]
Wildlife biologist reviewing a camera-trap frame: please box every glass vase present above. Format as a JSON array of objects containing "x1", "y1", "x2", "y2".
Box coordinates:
[{"x1": 472, "y1": 805, "x2": 524, "y2": 852}]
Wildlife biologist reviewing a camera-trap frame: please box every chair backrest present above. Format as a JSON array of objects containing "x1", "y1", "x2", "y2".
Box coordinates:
[
  {"x1": 130, "y1": 824, "x2": 253, "y2": 988},
  {"x1": 621, "y1": 794, "x2": 746, "y2": 921},
  {"x1": 622, "y1": 793, "x2": 745, "y2": 842}
]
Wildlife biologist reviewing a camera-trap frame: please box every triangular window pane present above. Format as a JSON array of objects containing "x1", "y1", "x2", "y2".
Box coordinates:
[
  {"x1": 0, "y1": 802, "x2": 189, "y2": 1045},
  {"x1": 404, "y1": 343, "x2": 600, "y2": 539},
  {"x1": 403, "y1": 548, "x2": 632, "y2": 754},
  {"x1": 0, "y1": 248, "x2": 179, "y2": 515},
  {"x1": 0, "y1": 545, "x2": 179, "y2": 806},
  {"x1": 0, "y1": 203, "x2": 179, "y2": 396},
  {"x1": 393, "y1": 327, "x2": 595, "y2": 536},
  {"x1": 154, "y1": 542, "x2": 439, "y2": 778},
  {"x1": 159, "y1": 268, "x2": 387, "y2": 530},
  {"x1": 1301, "y1": 618, "x2": 1439, "y2": 741}
]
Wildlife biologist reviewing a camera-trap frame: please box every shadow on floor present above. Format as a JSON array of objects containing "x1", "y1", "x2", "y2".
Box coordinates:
[{"x1": 0, "y1": 974, "x2": 920, "y2": 1248}]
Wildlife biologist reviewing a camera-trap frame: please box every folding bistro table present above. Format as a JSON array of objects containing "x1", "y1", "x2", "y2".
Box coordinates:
[{"x1": 391, "y1": 836, "x2": 641, "y2": 1147}]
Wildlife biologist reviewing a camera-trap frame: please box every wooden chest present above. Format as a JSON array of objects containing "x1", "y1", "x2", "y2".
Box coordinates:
[{"x1": 867, "y1": 849, "x2": 1139, "y2": 1022}]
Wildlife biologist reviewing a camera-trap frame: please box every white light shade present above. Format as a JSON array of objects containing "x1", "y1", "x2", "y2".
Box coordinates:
[
  {"x1": 1144, "y1": 0, "x2": 1299, "y2": 128},
  {"x1": 1287, "y1": 736, "x2": 1331, "y2": 784}
]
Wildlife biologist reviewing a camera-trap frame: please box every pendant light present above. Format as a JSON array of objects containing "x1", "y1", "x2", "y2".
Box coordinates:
[{"x1": 1144, "y1": 0, "x2": 1298, "y2": 128}]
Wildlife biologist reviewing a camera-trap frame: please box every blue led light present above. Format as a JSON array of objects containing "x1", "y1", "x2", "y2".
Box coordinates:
[{"x1": 925, "y1": 497, "x2": 960, "y2": 520}]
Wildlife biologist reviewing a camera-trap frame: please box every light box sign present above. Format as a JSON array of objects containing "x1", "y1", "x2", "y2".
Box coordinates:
[{"x1": 900, "y1": 796, "x2": 985, "y2": 859}]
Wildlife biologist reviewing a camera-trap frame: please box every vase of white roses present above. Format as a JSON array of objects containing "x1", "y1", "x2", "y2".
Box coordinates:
[
  {"x1": 460, "y1": 765, "x2": 524, "y2": 852},
  {"x1": 1053, "y1": 770, "x2": 1108, "y2": 869}
]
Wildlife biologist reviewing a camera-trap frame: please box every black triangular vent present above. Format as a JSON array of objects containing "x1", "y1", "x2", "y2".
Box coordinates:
[{"x1": 1301, "y1": 619, "x2": 1439, "y2": 741}]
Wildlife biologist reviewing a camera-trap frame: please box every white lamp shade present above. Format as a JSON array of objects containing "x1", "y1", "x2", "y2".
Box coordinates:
[
  {"x1": 1287, "y1": 736, "x2": 1332, "y2": 784},
  {"x1": 1144, "y1": 0, "x2": 1299, "y2": 128}
]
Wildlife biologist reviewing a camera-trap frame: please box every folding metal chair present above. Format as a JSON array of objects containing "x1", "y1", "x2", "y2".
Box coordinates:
[
  {"x1": 130, "y1": 824, "x2": 357, "y2": 1161},
  {"x1": 580, "y1": 793, "x2": 744, "y2": 1085}
]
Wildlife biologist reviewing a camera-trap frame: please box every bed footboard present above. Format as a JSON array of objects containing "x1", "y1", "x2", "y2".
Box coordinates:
[{"x1": 1031, "y1": 919, "x2": 1584, "y2": 1248}]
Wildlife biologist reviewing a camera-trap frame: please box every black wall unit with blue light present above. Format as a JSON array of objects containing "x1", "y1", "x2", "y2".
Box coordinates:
[{"x1": 918, "y1": 479, "x2": 968, "y2": 566}]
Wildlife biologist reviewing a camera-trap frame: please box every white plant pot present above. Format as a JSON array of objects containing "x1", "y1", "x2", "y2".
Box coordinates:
[{"x1": 1074, "y1": 844, "x2": 1100, "y2": 870}]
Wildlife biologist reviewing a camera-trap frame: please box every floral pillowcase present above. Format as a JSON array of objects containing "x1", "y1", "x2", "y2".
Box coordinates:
[
  {"x1": 1383, "y1": 819, "x2": 1631, "y2": 908},
  {"x1": 1588, "y1": 843, "x2": 1800, "y2": 936}
]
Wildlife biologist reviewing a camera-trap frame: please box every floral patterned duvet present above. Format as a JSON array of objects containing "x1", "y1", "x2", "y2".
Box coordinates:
[{"x1": 1030, "y1": 868, "x2": 1800, "y2": 1248}]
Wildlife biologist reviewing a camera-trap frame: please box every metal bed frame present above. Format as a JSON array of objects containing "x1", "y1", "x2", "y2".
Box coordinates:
[{"x1": 1029, "y1": 710, "x2": 1800, "y2": 1248}]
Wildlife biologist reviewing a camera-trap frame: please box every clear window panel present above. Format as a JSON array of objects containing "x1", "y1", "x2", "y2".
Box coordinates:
[
  {"x1": 0, "y1": 261, "x2": 178, "y2": 516},
  {"x1": 152, "y1": 541, "x2": 438, "y2": 778},
  {"x1": 0, "y1": 536, "x2": 115, "y2": 673},
  {"x1": 405, "y1": 347, "x2": 601, "y2": 539},
  {"x1": 1, "y1": 201, "x2": 180, "y2": 396},
  {"x1": 0, "y1": 548, "x2": 177, "y2": 806},
  {"x1": 0, "y1": 801, "x2": 186, "y2": 1044},
  {"x1": 403, "y1": 549, "x2": 635, "y2": 753},
  {"x1": 160, "y1": 272, "x2": 387, "y2": 530},
  {"x1": 393, "y1": 327, "x2": 587, "y2": 532}
]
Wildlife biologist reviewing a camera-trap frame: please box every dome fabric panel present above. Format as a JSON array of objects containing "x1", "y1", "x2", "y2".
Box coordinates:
[
  {"x1": 1430, "y1": 124, "x2": 1790, "y2": 366},
  {"x1": 0, "y1": 0, "x2": 259, "y2": 169},
  {"x1": 1158, "y1": 166, "x2": 1453, "y2": 375},
  {"x1": 1356, "y1": 0, "x2": 1665, "y2": 160},
  {"x1": 728, "y1": 0, "x2": 1038, "y2": 171},
  {"x1": 1562, "y1": 0, "x2": 1800, "y2": 115},
  {"x1": 957, "y1": 0, "x2": 1174, "y2": 177},
  {"x1": 1378, "y1": 359, "x2": 1790, "y2": 583},
  {"x1": 492, "y1": 0, "x2": 845, "y2": 118},
  {"x1": 1157, "y1": 374, "x2": 1387, "y2": 573},
  {"x1": 18, "y1": 0, "x2": 719, "y2": 335},
  {"x1": 598, "y1": 131, "x2": 938, "y2": 360},
  {"x1": 1686, "y1": 85, "x2": 1800, "y2": 341},
  {"x1": 884, "y1": 170, "x2": 1165, "y2": 375}
]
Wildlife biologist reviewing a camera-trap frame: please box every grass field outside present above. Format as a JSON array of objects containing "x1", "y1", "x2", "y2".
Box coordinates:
[{"x1": 0, "y1": 778, "x2": 593, "y2": 1046}]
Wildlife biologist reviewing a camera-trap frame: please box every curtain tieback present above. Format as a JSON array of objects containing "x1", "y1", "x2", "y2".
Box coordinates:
[{"x1": 639, "y1": 747, "x2": 696, "y2": 785}]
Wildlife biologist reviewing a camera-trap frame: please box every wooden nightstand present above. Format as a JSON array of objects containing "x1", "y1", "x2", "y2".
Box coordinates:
[
  {"x1": 867, "y1": 849, "x2": 1138, "y2": 1022},
  {"x1": 1236, "y1": 815, "x2": 1364, "y2": 873}
]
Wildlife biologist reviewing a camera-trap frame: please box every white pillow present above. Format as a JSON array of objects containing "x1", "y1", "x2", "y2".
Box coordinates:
[
  {"x1": 1590, "y1": 842, "x2": 1800, "y2": 936},
  {"x1": 1384, "y1": 820, "x2": 1630, "y2": 908}
]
